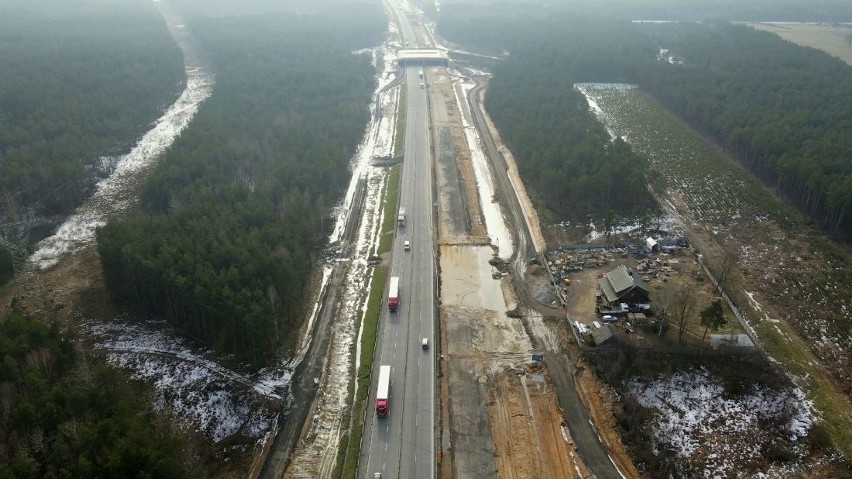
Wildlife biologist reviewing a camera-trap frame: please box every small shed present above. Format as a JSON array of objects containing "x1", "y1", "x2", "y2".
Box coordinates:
[
  {"x1": 590, "y1": 325, "x2": 613, "y2": 345},
  {"x1": 644, "y1": 237, "x2": 659, "y2": 255}
]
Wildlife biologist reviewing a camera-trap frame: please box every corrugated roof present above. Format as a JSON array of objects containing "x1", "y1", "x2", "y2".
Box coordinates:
[
  {"x1": 599, "y1": 277, "x2": 619, "y2": 303},
  {"x1": 606, "y1": 264, "x2": 634, "y2": 295},
  {"x1": 591, "y1": 325, "x2": 613, "y2": 345},
  {"x1": 632, "y1": 273, "x2": 649, "y2": 295}
]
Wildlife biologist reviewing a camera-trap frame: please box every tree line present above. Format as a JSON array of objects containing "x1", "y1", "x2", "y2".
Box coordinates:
[
  {"x1": 97, "y1": 5, "x2": 385, "y2": 365},
  {"x1": 437, "y1": 6, "x2": 852, "y2": 238},
  {"x1": 418, "y1": 0, "x2": 852, "y2": 23},
  {"x1": 438, "y1": 10, "x2": 658, "y2": 222},
  {"x1": 0, "y1": 0, "x2": 184, "y2": 283},
  {"x1": 635, "y1": 21, "x2": 852, "y2": 236},
  {"x1": 0, "y1": 311, "x2": 197, "y2": 478}
]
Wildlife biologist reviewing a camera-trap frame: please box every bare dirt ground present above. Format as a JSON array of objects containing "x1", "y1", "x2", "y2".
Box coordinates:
[
  {"x1": 433, "y1": 65, "x2": 583, "y2": 478},
  {"x1": 489, "y1": 369, "x2": 581, "y2": 479},
  {"x1": 430, "y1": 71, "x2": 488, "y2": 245},
  {"x1": 541, "y1": 264, "x2": 644, "y2": 479},
  {"x1": 475, "y1": 86, "x2": 547, "y2": 253},
  {"x1": 441, "y1": 246, "x2": 587, "y2": 479},
  {"x1": 1, "y1": 246, "x2": 116, "y2": 328}
]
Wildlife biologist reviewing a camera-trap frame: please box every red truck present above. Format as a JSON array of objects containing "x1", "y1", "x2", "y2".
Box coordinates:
[
  {"x1": 376, "y1": 365, "x2": 391, "y2": 418},
  {"x1": 388, "y1": 276, "x2": 399, "y2": 312}
]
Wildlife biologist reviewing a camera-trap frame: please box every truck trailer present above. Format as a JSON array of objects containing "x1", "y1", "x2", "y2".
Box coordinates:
[
  {"x1": 376, "y1": 365, "x2": 391, "y2": 417},
  {"x1": 397, "y1": 207, "x2": 406, "y2": 227},
  {"x1": 388, "y1": 276, "x2": 400, "y2": 312}
]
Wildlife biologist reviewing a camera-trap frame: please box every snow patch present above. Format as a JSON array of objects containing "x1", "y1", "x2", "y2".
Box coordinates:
[
  {"x1": 630, "y1": 369, "x2": 814, "y2": 477},
  {"x1": 454, "y1": 77, "x2": 514, "y2": 256},
  {"x1": 83, "y1": 319, "x2": 285, "y2": 443},
  {"x1": 30, "y1": 3, "x2": 214, "y2": 269}
]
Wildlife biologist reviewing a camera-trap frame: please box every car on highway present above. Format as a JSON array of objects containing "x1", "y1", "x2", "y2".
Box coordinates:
[
  {"x1": 404, "y1": 240, "x2": 411, "y2": 250},
  {"x1": 422, "y1": 338, "x2": 429, "y2": 350}
]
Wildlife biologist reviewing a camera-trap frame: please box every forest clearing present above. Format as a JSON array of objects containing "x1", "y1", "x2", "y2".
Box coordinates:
[
  {"x1": 747, "y1": 22, "x2": 852, "y2": 65},
  {"x1": 578, "y1": 84, "x2": 852, "y2": 462}
]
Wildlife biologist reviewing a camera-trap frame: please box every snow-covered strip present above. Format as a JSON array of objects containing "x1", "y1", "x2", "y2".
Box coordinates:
[
  {"x1": 630, "y1": 369, "x2": 814, "y2": 477},
  {"x1": 459, "y1": 65, "x2": 492, "y2": 77},
  {"x1": 454, "y1": 77, "x2": 515, "y2": 256},
  {"x1": 451, "y1": 48, "x2": 502, "y2": 60},
  {"x1": 585, "y1": 213, "x2": 685, "y2": 242},
  {"x1": 289, "y1": 264, "x2": 334, "y2": 368},
  {"x1": 286, "y1": 39, "x2": 397, "y2": 475},
  {"x1": 329, "y1": 41, "x2": 399, "y2": 244},
  {"x1": 574, "y1": 83, "x2": 636, "y2": 142},
  {"x1": 84, "y1": 319, "x2": 283, "y2": 442},
  {"x1": 587, "y1": 219, "x2": 640, "y2": 242},
  {"x1": 29, "y1": 2, "x2": 214, "y2": 270}
]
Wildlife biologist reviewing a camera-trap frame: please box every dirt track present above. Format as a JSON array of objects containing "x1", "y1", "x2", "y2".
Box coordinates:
[
  {"x1": 432, "y1": 65, "x2": 584, "y2": 478},
  {"x1": 490, "y1": 371, "x2": 582, "y2": 479}
]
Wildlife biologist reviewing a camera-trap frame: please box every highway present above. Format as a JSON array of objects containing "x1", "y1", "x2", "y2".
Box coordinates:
[{"x1": 359, "y1": 1, "x2": 436, "y2": 478}]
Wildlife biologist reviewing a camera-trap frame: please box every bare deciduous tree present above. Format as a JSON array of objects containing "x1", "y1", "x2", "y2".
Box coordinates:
[
  {"x1": 671, "y1": 287, "x2": 697, "y2": 343},
  {"x1": 0, "y1": 381, "x2": 15, "y2": 426},
  {"x1": 700, "y1": 299, "x2": 726, "y2": 340},
  {"x1": 656, "y1": 280, "x2": 677, "y2": 337},
  {"x1": 700, "y1": 299, "x2": 727, "y2": 354},
  {"x1": 716, "y1": 250, "x2": 738, "y2": 293}
]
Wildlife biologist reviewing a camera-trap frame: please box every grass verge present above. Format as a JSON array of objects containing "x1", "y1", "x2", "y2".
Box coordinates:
[
  {"x1": 337, "y1": 166, "x2": 400, "y2": 477},
  {"x1": 394, "y1": 84, "x2": 406, "y2": 158},
  {"x1": 379, "y1": 166, "x2": 401, "y2": 254},
  {"x1": 746, "y1": 305, "x2": 852, "y2": 459}
]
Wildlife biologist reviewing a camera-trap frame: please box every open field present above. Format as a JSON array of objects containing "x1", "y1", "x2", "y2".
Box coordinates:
[
  {"x1": 747, "y1": 23, "x2": 852, "y2": 65},
  {"x1": 579, "y1": 84, "x2": 852, "y2": 460}
]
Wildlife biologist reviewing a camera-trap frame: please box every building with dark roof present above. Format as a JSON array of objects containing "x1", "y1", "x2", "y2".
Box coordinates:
[
  {"x1": 598, "y1": 264, "x2": 650, "y2": 306},
  {"x1": 590, "y1": 324, "x2": 614, "y2": 345}
]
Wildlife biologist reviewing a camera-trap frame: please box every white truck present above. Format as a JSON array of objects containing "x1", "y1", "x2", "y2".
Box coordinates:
[
  {"x1": 388, "y1": 276, "x2": 399, "y2": 312},
  {"x1": 376, "y1": 365, "x2": 391, "y2": 418},
  {"x1": 397, "y1": 207, "x2": 406, "y2": 227}
]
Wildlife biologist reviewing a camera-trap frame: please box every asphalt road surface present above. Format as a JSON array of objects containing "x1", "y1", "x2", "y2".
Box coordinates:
[
  {"x1": 359, "y1": 3, "x2": 436, "y2": 478},
  {"x1": 359, "y1": 67, "x2": 436, "y2": 479}
]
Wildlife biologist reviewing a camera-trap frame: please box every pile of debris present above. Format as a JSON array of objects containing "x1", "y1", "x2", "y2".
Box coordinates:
[
  {"x1": 545, "y1": 245, "x2": 629, "y2": 280},
  {"x1": 634, "y1": 256, "x2": 684, "y2": 282},
  {"x1": 489, "y1": 256, "x2": 510, "y2": 277}
]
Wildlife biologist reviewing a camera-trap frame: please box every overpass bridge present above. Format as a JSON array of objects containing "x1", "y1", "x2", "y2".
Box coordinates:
[{"x1": 397, "y1": 48, "x2": 450, "y2": 67}]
